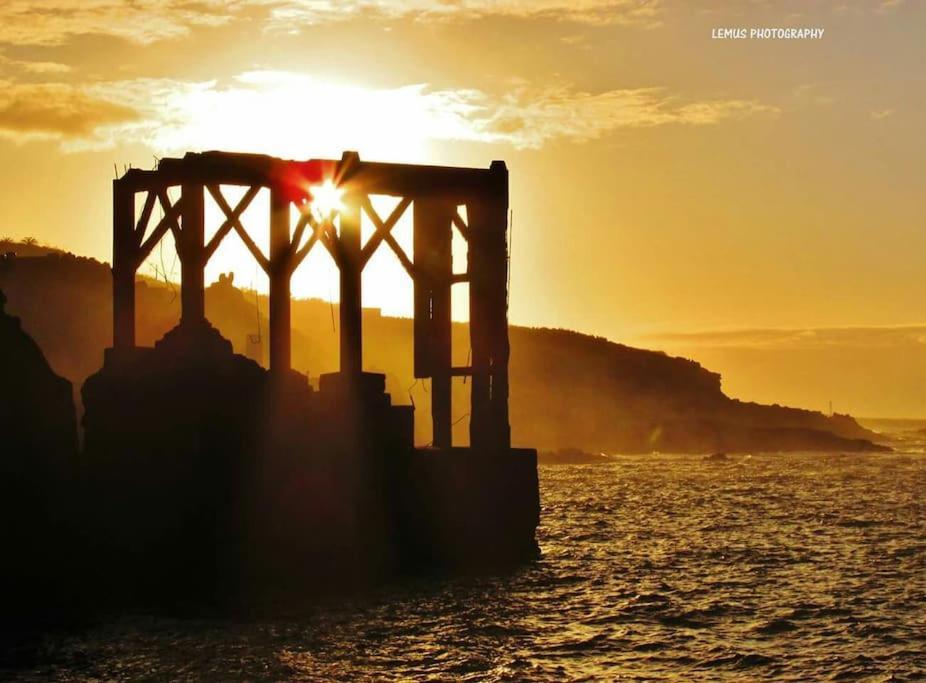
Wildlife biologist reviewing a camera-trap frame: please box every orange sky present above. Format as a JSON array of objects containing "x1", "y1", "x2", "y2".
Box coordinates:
[{"x1": 0, "y1": 0, "x2": 924, "y2": 416}]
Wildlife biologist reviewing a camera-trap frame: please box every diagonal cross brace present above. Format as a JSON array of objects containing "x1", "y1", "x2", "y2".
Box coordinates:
[
  {"x1": 206, "y1": 184, "x2": 269, "y2": 273},
  {"x1": 133, "y1": 191, "x2": 157, "y2": 248},
  {"x1": 452, "y1": 210, "x2": 470, "y2": 242},
  {"x1": 360, "y1": 196, "x2": 414, "y2": 278},
  {"x1": 136, "y1": 191, "x2": 184, "y2": 266},
  {"x1": 292, "y1": 203, "x2": 341, "y2": 269},
  {"x1": 291, "y1": 213, "x2": 336, "y2": 270},
  {"x1": 204, "y1": 185, "x2": 261, "y2": 264}
]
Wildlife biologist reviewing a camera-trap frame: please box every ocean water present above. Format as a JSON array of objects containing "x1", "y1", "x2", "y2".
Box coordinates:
[{"x1": 8, "y1": 453, "x2": 926, "y2": 681}]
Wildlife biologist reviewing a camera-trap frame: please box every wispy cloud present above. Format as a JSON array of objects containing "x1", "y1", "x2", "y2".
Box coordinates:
[
  {"x1": 0, "y1": 0, "x2": 237, "y2": 46},
  {"x1": 870, "y1": 108, "x2": 895, "y2": 120},
  {"x1": 0, "y1": 71, "x2": 777, "y2": 155},
  {"x1": 480, "y1": 87, "x2": 776, "y2": 148},
  {"x1": 0, "y1": 0, "x2": 909, "y2": 47},
  {"x1": 267, "y1": 0, "x2": 664, "y2": 31},
  {"x1": 0, "y1": 52, "x2": 72, "y2": 74},
  {"x1": 792, "y1": 83, "x2": 835, "y2": 107},
  {"x1": 0, "y1": 79, "x2": 138, "y2": 142},
  {"x1": 713, "y1": 0, "x2": 905, "y2": 16},
  {"x1": 876, "y1": 0, "x2": 905, "y2": 13},
  {"x1": 0, "y1": 0, "x2": 662, "y2": 47},
  {"x1": 832, "y1": 0, "x2": 906, "y2": 15}
]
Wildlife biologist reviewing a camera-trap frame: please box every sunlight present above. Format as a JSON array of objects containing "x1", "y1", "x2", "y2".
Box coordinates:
[
  {"x1": 307, "y1": 180, "x2": 344, "y2": 220},
  {"x1": 141, "y1": 71, "x2": 484, "y2": 162},
  {"x1": 139, "y1": 182, "x2": 472, "y2": 324}
]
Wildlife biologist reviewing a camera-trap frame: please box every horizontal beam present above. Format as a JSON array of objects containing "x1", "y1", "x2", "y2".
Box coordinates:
[
  {"x1": 346, "y1": 160, "x2": 505, "y2": 200},
  {"x1": 121, "y1": 153, "x2": 324, "y2": 194},
  {"x1": 118, "y1": 151, "x2": 507, "y2": 203}
]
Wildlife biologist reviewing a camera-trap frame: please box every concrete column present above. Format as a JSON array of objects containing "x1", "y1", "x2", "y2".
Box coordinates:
[
  {"x1": 339, "y1": 193, "x2": 363, "y2": 376},
  {"x1": 180, "y1": 183, "x2": 205, "y2": 327},
  {"x1": 467, "y1": 162, "x2": 510, "y2": 451},
  {"x1": 466, "y1": 198, "x2": 492, "y2": 451},
  {"x1": 269, "y1": 186, "x2": 292, "y2": 373},
  {"x1": 414, "y1": 198, "x2": 454, "y2": 449},
  {"x1": 488, "y1": 161, "x2": 511, "y2": 450},
  {"x1": 112, "y1": 178, "x2": 136, "y2": 349}
]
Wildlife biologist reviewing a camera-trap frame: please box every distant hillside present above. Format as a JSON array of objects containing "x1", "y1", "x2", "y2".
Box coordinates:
[
  {"x1": 0, "y1": 242, "x2": 887, "y2": 453},
  {"x1": 0, "y1": 238, "x2": 64, "y2": 258}
]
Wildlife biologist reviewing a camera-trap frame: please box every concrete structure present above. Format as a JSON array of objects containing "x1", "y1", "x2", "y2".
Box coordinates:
[
  {"x1": 112, "y1": 151, "x2": 512, "y2": 453},
  {"x1": 86, "y1": 151, "x2": 538, "y2": 596}
]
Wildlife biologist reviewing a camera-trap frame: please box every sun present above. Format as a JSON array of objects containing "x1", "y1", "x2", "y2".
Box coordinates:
[{"x1": 307, "y1": 180, "x2": 344, "y2": 219}]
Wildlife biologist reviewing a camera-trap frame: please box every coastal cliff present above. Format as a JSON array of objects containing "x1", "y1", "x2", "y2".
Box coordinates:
[{"x1": 0, "y1": 241, "x2": 887, "y2": 454}]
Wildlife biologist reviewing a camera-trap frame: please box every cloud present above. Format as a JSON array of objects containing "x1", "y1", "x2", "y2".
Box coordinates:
[
  {"x1": 0, "y1": 71, "x2": 776, "y2": 155},
  {"x1": 710, "y1": 0, "x2": 904, "y2": 15},
  {"x1": 870, "y1": 108, "x2": 894, "y2": 120},
  {"x1": 118, "y1": 73, "x2": 776, "y2": 155},
  {"x1": 267, "y1": 0, "x2": 664, "y2": 30},
  {"x1": 0, "y1": 0, "x2": 662, "y2": 47},
  {"x1": 479, "y1": 87, "x2": 776, "y2": 148},
  {"x1": 0, "y1": 80, "x2": 139, "y2": 143},
  {"x1": 792, "y1": 83, "x2": 835, "y2": 107},
  {"x1": 876, "y1": 0, "x2": 905, "y2": 12},
  {"x1": 0, "y1": 0, "x2": 908, "y2": 47},
  {"x1": 832, "y1": 0, "x2": 906, "y2": 15},
  {"x1": 0, "y1": 52, "x2": 71, "y2": 74},
  {"x1": 0, "y1": 0, "x2": 238, "y2": 46},
  {"x1": 87, "y1": 73, "x2": 488, "y2": 159}
]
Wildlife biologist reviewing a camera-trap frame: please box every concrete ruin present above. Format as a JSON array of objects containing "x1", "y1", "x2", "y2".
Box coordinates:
[{"x1": 81, "y1": 151, "x2": 539, "y2": 600}]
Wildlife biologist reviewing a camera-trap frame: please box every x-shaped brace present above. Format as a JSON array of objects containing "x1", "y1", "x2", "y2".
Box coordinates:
[
  {"x1": 205, "y1": 185, "x2": 262, "y2": 267},
  {"x1": 136, "y1": 190, "x2": 184, "y2": 266},
  {"x1": 360, "y1": 196, "x2": 414, "y2": 278},
  {"x1": 292, "y1": 203, "x2": 340, "y2": 269},
  {"x1": 207, "y1": 184, "x2": 269, "y2": 273},
  {"x1": 452, "y1": 210, "x2": 470, "y2": 242}
]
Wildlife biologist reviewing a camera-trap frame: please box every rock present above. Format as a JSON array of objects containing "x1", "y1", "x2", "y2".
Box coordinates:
[{"x1": 0, "y1": 288, "x2": 78, "y2": 610}]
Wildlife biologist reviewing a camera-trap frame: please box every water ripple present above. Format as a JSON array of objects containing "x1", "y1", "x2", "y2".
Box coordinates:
[{"x1": 4, "y1": 452, "x2": 925, "y2": 681}]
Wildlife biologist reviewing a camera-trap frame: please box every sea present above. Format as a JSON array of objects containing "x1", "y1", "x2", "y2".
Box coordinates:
[{"x1": 6, "y1": 452, "x2": 925, "y2": 681}]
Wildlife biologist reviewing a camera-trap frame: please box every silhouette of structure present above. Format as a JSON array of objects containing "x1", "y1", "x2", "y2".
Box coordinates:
[
  {"x1": 0, "y1": 288, "x2": 78, "y2": 613},
  {"x1": 80, "y1": 151, "x2": 538, "y2": 599},
  {"x1": 109, "y1": 151, "x2": 512, "y2": 451}
]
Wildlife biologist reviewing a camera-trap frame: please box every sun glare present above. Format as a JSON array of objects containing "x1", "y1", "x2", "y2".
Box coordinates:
[
  {"x1": 145, "y1": 72, "x2": 448, "y2": 162},
  {"x1": 308, "y1": 180, "x2": 344, "y2": 219}
]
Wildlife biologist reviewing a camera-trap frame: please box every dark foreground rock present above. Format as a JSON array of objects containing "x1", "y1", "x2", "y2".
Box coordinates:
[{"x1": 0, "y1": 289, "x2": 78, "y2": 615}]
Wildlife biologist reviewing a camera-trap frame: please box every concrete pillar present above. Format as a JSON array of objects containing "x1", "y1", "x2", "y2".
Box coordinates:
[
  {"x1": 466, "y1": 198, "x2": 491, "y2": 451},
  {"x1": 414, "y1": 198, "x2": 454, "y2": 449},
  {"x1": 180, "y1": 183, "x2": 205, "y2": 327},
  {"x1": 467, "y1": 161, "x2": 510, "y2": 451},
  {"x1": 339, "y1": 189, "x2": 363, "y2": 376},
  {"x1": 488, "y1": 161, "x2": 511, "y2": 450},
  {"x1": 112, "y1": 178, "x2": 136, "y2": 349},
  {"x1": 269, "y1": 186, "x2": 292, "y2": 373}
]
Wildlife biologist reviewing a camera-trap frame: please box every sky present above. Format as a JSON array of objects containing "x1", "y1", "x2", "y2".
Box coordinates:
[{"x1": 0, "y1": 0, "x2": 924, "y2": 416}]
